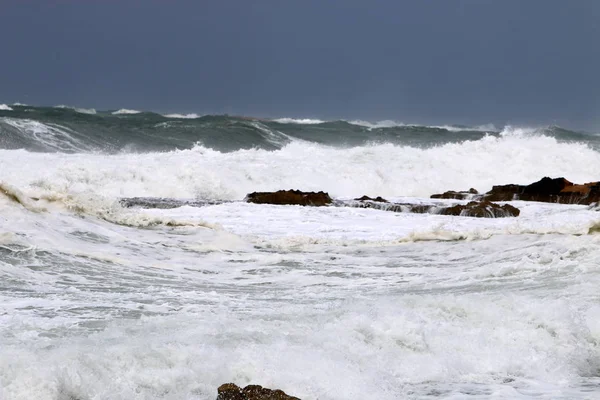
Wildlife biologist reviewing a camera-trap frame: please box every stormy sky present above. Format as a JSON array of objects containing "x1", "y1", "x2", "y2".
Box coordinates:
[{"x1": 1, "y1": 0, "x2": 598, "y2": 130}]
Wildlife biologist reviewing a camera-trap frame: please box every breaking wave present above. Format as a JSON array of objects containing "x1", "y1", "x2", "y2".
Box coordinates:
[{"x1": 0, "y1": 104, "x2": 598, "y2": 154}]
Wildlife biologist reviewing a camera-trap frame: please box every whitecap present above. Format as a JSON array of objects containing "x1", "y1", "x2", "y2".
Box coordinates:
[
  {"x1": 163, "y1": 113, "x2": 201, "y2": 119},
  {"x1": 347, "y1": 119, "x2": 405, "y2": 129},
  {"x1": 273, "y1": 118, "x2": 326, "y2": 124},
  {"x1": 112, "y1": 109, "x2": 141, "y2": 115}
]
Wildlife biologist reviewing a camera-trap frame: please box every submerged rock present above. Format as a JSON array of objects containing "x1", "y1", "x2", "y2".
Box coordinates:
[
  {"x1": 430, "y1": 188, "x2": 479, "y2": 200},
  {"x1": 246, "y1": 190, "x2": 332, "y2": 206},
  {"x1": 346, "y1": 198, "x2": 519, "y2": 218},
  {"x1": 217, "y1": 383, "x2": 300, "y2": 400},
  {"x1": 120, "y1": 197, "x2": 227, "y2": 209},
  {"x1": 483, "y1": 177, "x2": 600, "y2": 204}
]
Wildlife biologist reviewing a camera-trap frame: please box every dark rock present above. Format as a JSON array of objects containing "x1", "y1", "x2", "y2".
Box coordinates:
[
  {"x1": 483, "y1": 177, "x2": 600, "y2": 204},
  {"x1": 439, "y1": 200, "x2": 520, "y2": 218},
  {"x1": 354, "y1": 195, "x2": 388, "y2": 202},
  {"x1": 217, "y1": 383, "x2": 245, "y2": 400},
  {"x1": 217, "y1": 383, "x2": 300, "y2": 400},
  {"x1": 431, "y1": 188, "x2": 480, "y2": 200},
  {"x1": 246, "y1": 190, "x2": 332, "y2": 206},
  {"x1": 523, "y1": 177, "x2": 572, "y2": 195}
]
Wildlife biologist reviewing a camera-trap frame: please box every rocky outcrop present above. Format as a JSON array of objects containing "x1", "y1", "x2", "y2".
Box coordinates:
[
  {"x1": 483, "y1": 177, "x2": 600, "y2": 204},
  {"x1": 354, "y1": 195, "x2": 388, "y2": 202},
  {"x1": 439, "y1": 200, "x2": 520, "y2": 218},
  {"x1": 347, "y1": 198, "x2": 519, "y2": 218},
  {"x1": 217, "y1": 383, "x2": 300, "y2": 400},
  {"x1": 246, "y1": 190, "x2": 332, "y2": 206},
  {"x1": 431, "y1": 177, "x2": 600, "y2": 205},
  {"x1": 431, "y1": 188, "x2": 479, "y2": 200}
]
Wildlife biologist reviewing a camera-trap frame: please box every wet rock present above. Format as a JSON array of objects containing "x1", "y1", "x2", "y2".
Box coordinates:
[
  {"x1": 439, "y1": 200, "x2": 520, "y2": 218},
  {"x1": 354, "y1": 195, "x2": 388, "y2": 202},
  {"x1": 217, "y1": 383, "x2": 300, "y2": 400},
  {"x1": 342, "y1": 199, "x2": 519, "y2": 218},
  {"x1": 482, "y1": 184, "x2": 524, "y2": 202},
  {"x1": 483, "y1": 177, "x2": 600, "y2": 204},
  {"x1": 522, "y1": 177, "x2": 573, "y2": 196},
  {"x1": 246, "y1": 190, "x2": 332, "y2": 206},
  {"x1": 431, "y1": 188, "x2": 480, "y2": 200}
]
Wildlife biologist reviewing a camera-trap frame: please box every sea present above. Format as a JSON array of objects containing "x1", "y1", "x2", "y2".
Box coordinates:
[{"x1": 1, "y1": 104, "x2": 600, "y2": 399}]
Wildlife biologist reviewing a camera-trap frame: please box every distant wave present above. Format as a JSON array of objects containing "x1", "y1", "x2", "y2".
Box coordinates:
[
  {"x1": 0, "y1": 104, "x2": 13, "y2": 111},
  {"x1": 273, "y1": 118, "x2": 326, "y2": 124},
  {"x1": 348, "y1": 119, "x2": 405, "y2": 129},
  {"x1": 0, "y1": 104, "x2": 597, "y2": 155},
  {"x1": 55, "y1": 105, "x2": 97, "y2": 115},
  {"x1": 348, "y1": 120, "x2": 498, "y2": 132},
  {"x1": 163, "y1": 113, "x2": 201, "y2": 119},
  {"x1": 112, "y1": 109, "x2": 141, "y2": 115}
]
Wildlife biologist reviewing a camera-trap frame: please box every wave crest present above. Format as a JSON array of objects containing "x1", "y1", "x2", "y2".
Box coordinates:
[{"x1": 112, "y1": 109, "x2": 141, "y2": 115}]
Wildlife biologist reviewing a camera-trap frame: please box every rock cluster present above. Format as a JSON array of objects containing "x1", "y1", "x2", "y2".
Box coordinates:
[
  {"x1": 217, "y1": 383, "x2": 300, "y2": 400},
  {"x1": 482, "y1": 177, "x2": 600, "y2": 204},
  {"x1": 438, "y1": 200, "x2": 520, "y2": 218},
  {"x1": 244, "y1": 190, "x2": 520, "y2": 218},
  {"x1": 431, "y1": 177, "x2": 600, "y2": 205},
  {"x1": 239, "y1": 177, "x2": 599, "y2": 219},
  {"x1": 348, "y1": 197, "x2": 519, "y2": 217}
]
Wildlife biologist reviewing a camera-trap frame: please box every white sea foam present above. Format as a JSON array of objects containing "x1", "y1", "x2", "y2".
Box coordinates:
[
  {"x1": 0, "y1": 104, "x2": 13, "y2": 111},
  {"x1": 475, "y1": 123, "x2": 499, "y2": 132},
  {"x1": 1, "y1": 195, "x2": 600, "y2": 399},
  {"x1": 163, "y1": 113, "x2": 201, "y2": 119},
  {"x1": 2, "y1": 123, "x2": 600, "y2": 398},
  {"x1": 1, "y1": 129, "x2": 598, "y2": 201},
  {"x1": 112, "y1": 108, "x2": 141, "y2": 115},
  {"x1": 273, "y1": 117, "x2": 326, "y2": 124}
]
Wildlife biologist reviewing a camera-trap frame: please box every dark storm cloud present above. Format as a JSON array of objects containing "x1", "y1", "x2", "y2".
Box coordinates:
[{"x1": 1, "y1": 0, "x2": 598, "y2": 130}]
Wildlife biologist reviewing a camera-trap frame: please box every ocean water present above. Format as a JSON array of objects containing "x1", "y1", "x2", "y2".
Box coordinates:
[{"x1": 1, "y1": 105, "x2": 600, "y2": 399}]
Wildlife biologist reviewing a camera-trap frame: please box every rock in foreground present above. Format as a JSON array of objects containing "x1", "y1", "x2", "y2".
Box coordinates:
[
  {"x1": 432, "y1": 177, "x2": 600, "y2": 205},
  {"x1": 217, "y1": 383, "x2": 300, "y2": 400},
  {"x1": 483, "y1": 177, "x2": 600, "y2": 204},
  {"x1": 349, "y1": 198, "x2": 519, "y2": 218},
  {"x1": 439, "y1": 200, "x2": 520, "y2": 218},
  {"x1": 246, "y1": 190, "x2": 332, "y2": 206}
]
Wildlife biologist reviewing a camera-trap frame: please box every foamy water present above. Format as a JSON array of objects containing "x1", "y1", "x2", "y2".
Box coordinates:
[
  {"x1": 1, "y1": 118, "x2": 600, "y2": 399},
  {"x1": 1, "y1": 133, "x2": 599, "y2": 200}
]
